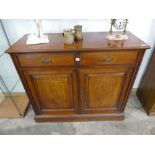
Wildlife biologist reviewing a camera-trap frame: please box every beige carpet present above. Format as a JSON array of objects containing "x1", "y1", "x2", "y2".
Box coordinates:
[{"x1": 0, "y1": 94, "x2": 155, "y2": 135}]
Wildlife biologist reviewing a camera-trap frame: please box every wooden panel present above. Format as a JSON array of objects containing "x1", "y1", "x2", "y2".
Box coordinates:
[
  {"x1": 79, "y1": 67, "x2": 132, "y2": 114},
  {"x1": 23, "y1": 69, "x2": 78, "y2": 115},
  {"x1": 80, "y1": 51, "x2": 138, "y2": 66},
  {"x1": 17, "y1": 53, "x2": 75, "y2": 67},
  {"x1": 137, "y1": 50, "x2": 155, "y2": 115}
]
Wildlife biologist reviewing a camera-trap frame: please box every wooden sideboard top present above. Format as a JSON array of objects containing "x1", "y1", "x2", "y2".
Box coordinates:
[{"x1": 7, "y1": 31, "x2": 150, "y2": 53}]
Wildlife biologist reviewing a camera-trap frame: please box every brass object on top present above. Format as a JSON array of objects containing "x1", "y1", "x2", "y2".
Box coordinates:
[
  {"x1": 63, "y1": 29, "x2": 75, "y2": 44},
  {"x1": 106, "y1": 19, "x2": 129, "y2": 41},
  {"x1": 63, "y1": 25, "x2": 83, "y2": 44},
  {"x1": 109, "y1": 19, "x2": 128, "y2": 34},
  {"x1": 74, "y1": 25, "x2": 83, "y2": 40}
]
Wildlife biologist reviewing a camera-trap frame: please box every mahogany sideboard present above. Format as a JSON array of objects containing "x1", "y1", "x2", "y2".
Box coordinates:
[
  {"x1": 137, "y1": 47, "x2": 155, "y2": 115},
  {"x1": 7, "y1": 32, "x2": 149, "y2": 122}
]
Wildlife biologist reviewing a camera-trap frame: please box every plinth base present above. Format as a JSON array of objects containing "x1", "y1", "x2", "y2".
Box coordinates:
[{"x1": 35, "y1": 113, "x2": 125, "y2": 122}]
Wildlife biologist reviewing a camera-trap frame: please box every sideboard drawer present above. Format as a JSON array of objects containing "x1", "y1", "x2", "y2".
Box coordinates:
[
  {"x1": 80, "y1": 51, "x2": 138, "y2": 66},
  {"x1": 17, "y1": 53, "x2": 75, "y2": 67}
]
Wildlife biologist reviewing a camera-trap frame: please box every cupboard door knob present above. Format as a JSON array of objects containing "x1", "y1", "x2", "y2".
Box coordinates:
[
  {"x1": 75, "y1": 57, "x2": 80, "y2": 62},
  {"x1": 103, "y1": 57, "x2": 113, "y2": 62},
  {"x1": 42, "y1": 59, "x2": 52, "y2": 64}
]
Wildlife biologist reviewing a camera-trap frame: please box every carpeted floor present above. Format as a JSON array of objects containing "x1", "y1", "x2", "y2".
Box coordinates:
[{"x1": 0, "y1": 94, "x2": 155, "y2": 135}]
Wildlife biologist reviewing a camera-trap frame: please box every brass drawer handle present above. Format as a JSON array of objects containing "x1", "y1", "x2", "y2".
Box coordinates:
[
  {"x1": 42, "y1": 59, "x2": 52, "y2": 64},
  {"x1": 103, "y1": 57, "x2": 113, "y2": 62}
]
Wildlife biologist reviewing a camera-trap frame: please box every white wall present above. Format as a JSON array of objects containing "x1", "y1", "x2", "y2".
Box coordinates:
[
  {"x1": 0, "y1": 22, "x2": 14, "y2": 92},
  {"x1": 128, "y1": 19, "x2": 155, "y2": 87},
  {"x1": 1, "y1": 19, "x2": 155, "y2": 92},
  {"x1": 0, "y1": 21, "x2": 25, "y2": 93}
]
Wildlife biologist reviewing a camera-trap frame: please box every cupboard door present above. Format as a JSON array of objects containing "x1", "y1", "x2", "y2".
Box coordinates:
[
  {"x1": 23, "y1": 69, "x2": 78, "y2": 115},
  {"x1": 79, "y1": 67, "x2": 133, "y2": 114}
]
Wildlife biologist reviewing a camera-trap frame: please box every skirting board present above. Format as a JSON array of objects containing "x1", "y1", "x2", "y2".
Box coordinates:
[{"x1": 0, "y1": 92, "x2": 26, "y2": 96}]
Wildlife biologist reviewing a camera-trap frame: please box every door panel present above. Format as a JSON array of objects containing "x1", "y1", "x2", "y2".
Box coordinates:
[
  {"x1": 79, "y1": 67, "x2": 132, "y2": 114},
  {"x1": 23, "y1": 69, "x2": 78, "y2": 115}
]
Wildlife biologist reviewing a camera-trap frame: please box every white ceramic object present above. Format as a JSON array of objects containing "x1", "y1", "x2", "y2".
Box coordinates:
[
  {"x1": 26, "y1": 34, "x2": 49, "y2": 45},
  {"x1": 26, "y1": 19, "x2": 49, "y2": 45},
  {"x1": 106, "y1": 34, "x2": 128, "y2": 41}
]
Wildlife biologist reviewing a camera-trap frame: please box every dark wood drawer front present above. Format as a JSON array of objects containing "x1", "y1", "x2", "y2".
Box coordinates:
[
  {"x1": 17, "y1": 53, "x2": 75, "y2": 67},
  {"x1": 80, "y1": 51, "x2": 138, "y2": 66}
]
